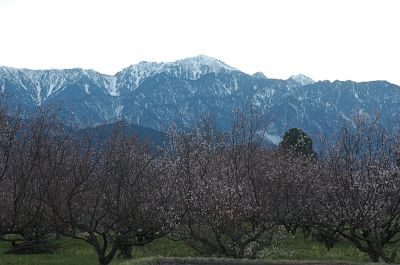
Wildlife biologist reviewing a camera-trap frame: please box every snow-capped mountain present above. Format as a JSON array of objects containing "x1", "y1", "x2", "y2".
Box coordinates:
[
  {"x1": 115, "y1": 55, "x2": 238, "y2": 94},
  {"x1": 1, "y1": 55, "x2": 400, "y2": 143},
  {"x1": 289, "y1": 74, "x2": 315, "y2": 86}
]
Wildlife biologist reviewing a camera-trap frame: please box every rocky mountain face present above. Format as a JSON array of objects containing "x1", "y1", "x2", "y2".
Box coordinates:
[{"x1": 1, "y1": 55, "x2": 400, "y2": 144}]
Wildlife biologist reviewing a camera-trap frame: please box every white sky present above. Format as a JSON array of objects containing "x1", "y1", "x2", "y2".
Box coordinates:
[{"x1": 0, "y1": 0, "x2": 399, "y2": 85}]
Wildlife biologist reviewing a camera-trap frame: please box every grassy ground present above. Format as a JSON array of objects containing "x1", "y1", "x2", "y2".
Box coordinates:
[
  {"x1": 0, "y1": 233, "x2": 387, "y2": 265},
  {"x1": 268, "y1": 233, "x2": 371, "y2": 263},
  {"x1": 0, "y1": 238, "x2": 97, "y2": 265},
  {"x1": 0, "y1": 237, "x2": 198, "y2": 265}
]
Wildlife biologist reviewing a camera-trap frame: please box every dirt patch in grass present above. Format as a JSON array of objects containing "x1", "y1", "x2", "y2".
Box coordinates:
[{"x1": 149, "y1": 258, "x2": 355, "y2": 265}]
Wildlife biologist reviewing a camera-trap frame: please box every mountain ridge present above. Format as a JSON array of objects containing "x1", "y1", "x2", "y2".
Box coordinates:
[{"x1": 1, "y1": 55, "x2": 400, "y2": 144}]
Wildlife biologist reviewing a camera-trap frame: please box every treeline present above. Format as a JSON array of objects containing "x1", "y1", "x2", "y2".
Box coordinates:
[{"x1": 1, "y1": 105, "x2": 400, "y2": 265}]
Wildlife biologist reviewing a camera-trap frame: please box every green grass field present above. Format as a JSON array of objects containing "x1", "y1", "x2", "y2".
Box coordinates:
[
  {"x1": 0, "y1": 237, "x2": 199, "y2": 265},
  {"x1": 0, "y1": 233, "x2": 386, "y2": 265}
]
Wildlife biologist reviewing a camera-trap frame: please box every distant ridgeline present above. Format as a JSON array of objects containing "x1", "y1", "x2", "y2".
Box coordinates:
[{"x1": 1, "y1": 55, "x2": 400, "y2": 144}]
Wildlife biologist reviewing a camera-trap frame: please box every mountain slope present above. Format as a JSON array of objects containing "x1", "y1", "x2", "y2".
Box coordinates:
[
  {"x1": 76, "y1": 122, "x2": 168, "y2": 147},
  {"x1": 1, "y1": 55, "x2": 400, "y2": 143}
]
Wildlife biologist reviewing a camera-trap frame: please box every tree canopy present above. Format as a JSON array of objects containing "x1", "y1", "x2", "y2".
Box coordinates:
[{"x1": 280, "y1": 128, "x2": 316, "y2": 157}]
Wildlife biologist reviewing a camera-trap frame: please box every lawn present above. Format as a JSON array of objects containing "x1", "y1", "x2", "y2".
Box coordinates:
[
  {"x1": 0, "y1": 237, "x2": 198, "y2": 265},
  {"x1": 0, "y1": 233, "x2": 386, "y2": 265}
]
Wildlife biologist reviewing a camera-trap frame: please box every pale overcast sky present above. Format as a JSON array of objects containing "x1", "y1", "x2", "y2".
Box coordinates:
[{"x1": 0, "y1": 0, "x2": 399, "y2": 85}]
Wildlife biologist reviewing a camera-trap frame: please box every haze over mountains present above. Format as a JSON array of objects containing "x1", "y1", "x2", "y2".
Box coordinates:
[{"x1": 1, "y1": 55, "x2": 399, "y2": 144}]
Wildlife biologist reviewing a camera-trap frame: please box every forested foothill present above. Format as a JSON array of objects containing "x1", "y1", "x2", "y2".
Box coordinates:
[{"x1": 1, "y1": 101, "x2": 400, "y2": 265}]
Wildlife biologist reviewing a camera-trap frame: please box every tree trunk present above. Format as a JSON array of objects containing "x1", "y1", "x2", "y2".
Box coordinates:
[
  {"x1": 96, "y1": 242, "x2": 119, "y2": 265},
  {"x1": 119, "y1": 245, "x2": 133, "y2": 259},
  {"x1": 367, "y1": 251, "x2": 380, "y2": 263},
  {"x1": 98, "y1": 254, "x2": 114, "y2": 265},
  {"x1": 98, "y1": 258, "x2": 108, "y2": 265}
]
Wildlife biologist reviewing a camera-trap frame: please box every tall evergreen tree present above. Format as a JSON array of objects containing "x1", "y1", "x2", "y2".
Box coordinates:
[{"x1": 280, "y1": 128, "x2": 316, "y2": 157}]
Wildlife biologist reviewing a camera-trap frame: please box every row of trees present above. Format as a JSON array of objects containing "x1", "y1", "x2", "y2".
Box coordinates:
[{"x1": 1, "y1": 104, "x2": 400, "y2": 264}]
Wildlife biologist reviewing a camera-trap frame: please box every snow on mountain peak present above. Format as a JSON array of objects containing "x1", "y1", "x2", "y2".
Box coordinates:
[
  {"x1": 117, "y1": 61, "x2": 165, "y2": 91},
  {"x1": 289, "y1": 74, "x2": 315, "y2": 86},
  {"x1": 0, "y1": 66, "x2": 19, "y2": 76},
  {"x1": 175, "y1": 54, "x2": 237, "y2": 73},
  {"x1": 167, "y1": 55, "x2": 238, "y2": 81},
  {"x1": 118, "y1": 55, "x2": 238, "y2": 90},
  {"x1": 252, "y1": 72, "x2": 268, "y2": 79}
]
